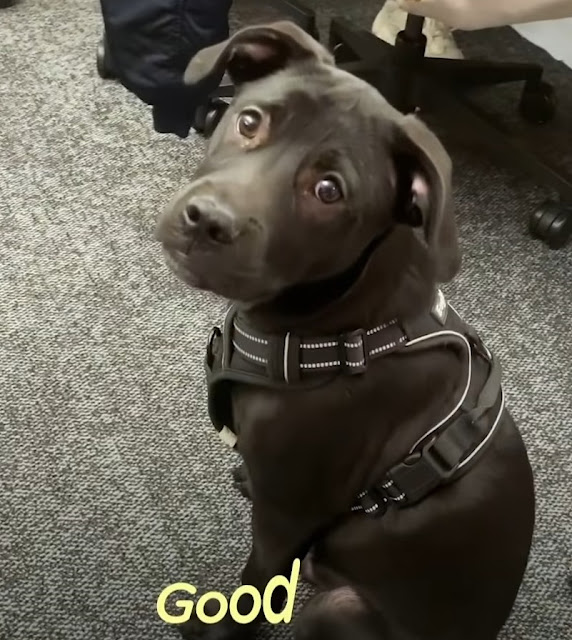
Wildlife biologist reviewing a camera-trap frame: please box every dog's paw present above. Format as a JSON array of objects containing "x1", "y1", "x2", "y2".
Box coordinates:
[
  {"x1": 231, "y1": 464, "x2": 252, "y2": 500},
  {"x1": 178, "y1": 617, "x2": 248, "y2": 640},
  {"x1": 177, "y1": 601, "x2": 253, "y2": 640}
]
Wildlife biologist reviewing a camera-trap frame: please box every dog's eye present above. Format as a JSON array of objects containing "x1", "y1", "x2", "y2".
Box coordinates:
[
  {"x1": 314, "y1": 176, "x2": 343, "y2": 204},
  {"x1": 236, "y1": 108, "x2": 263, "y2": 139}
]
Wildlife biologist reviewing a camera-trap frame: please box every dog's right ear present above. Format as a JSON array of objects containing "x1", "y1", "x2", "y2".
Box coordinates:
[
  {"x1": 391, "y1": 113, "x2": 461, "y2": 283},
  {"x1": 184, "y1": 21, "x2": 334, "y2": 89}
]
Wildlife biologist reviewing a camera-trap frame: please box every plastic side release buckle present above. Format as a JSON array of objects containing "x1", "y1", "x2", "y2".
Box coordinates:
[{"x1": 386, "y1": 435, "x2": 460, "y2": 507}]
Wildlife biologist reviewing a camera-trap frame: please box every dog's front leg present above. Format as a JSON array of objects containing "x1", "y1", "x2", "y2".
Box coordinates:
[{"x1": 178, "y1": 505, "x2": 314, "y2": 640}]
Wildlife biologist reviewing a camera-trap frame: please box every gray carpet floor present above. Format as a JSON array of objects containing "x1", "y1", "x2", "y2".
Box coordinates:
[{"x1": 1, "y1": 1, "x2": 571, "y2": 639}]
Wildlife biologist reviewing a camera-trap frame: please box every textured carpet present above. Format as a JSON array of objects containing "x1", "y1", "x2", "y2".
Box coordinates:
[{"x1": 1, "y1": 1, "x2": 571, "y2": 639}]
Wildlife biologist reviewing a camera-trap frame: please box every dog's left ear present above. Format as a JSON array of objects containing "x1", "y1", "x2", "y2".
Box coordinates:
[
  {"x1": 392, "y1": 113, "x2": 461, "y2": 283},
  {"x1": 184, "y1": 21, "x2": 334, "y2": 89}
]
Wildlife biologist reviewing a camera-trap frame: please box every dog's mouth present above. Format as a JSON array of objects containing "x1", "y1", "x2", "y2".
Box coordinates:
[{"x1": 159, "y1": 221, "x2": 394, "y2": 310}]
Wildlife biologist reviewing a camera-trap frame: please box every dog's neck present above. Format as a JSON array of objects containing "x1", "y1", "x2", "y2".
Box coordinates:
[{"x1": 239, "y1": 227, "x2": 437, "y2": 335}]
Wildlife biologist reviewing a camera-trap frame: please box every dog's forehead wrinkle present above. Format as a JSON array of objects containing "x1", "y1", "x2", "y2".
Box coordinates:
[
  {"x1": 328, "y1": 65, "x2": 401, "y2": 114},
  {"x1": 236, "y1": 64, "x2": 389, "y2": 126},
  {"x1": 235, "y1": 65, "x2": 322, "y2": 104}
]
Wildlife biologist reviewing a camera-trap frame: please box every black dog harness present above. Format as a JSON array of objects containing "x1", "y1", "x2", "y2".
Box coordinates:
[{"x1": 204, "y1": 290, "x2": 504, "y2": 518}]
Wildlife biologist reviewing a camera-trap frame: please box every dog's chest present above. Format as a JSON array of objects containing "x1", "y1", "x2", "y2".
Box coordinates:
[{"x1": 231, "y1": 349, "x2": 461, "y2": 470}]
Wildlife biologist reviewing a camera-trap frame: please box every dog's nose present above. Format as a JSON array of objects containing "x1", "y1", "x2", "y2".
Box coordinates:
[{"x1": 182, "y1": 198, "x2": 237, "y2": 245}]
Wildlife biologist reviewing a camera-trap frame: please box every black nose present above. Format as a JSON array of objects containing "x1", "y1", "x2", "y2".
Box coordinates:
[{"x1": 182, "y1": 199, "x2": 237, "y2": 245}]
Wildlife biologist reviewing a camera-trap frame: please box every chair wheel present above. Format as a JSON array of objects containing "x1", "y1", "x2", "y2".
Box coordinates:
[
  {"x1": 519, "y1": 81, "x2": 556, "y2": 124},
  {"x1": 192, "y1": 99, "x2": 229, "y2": 137},
  {"x1": 328, "y1": 30, "x2": 357, "y2": 64},
  {"x1": 332, "y1": 42, "x2": 356, "y2": 64},
  {"x1": 96, "y1": 38, "x2": 116, "y2": 80},
  {"x1": 529, "y1": 200, "x2": 572, "y2": 249}
]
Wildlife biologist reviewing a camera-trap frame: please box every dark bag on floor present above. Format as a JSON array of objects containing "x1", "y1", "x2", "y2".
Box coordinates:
[{"x1": 99, "y1": 0, "x2": 233, "y2": 137}]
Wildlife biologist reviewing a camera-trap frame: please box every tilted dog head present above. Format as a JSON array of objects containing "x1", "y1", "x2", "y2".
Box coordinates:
[{"x1": 155, "y1": 21, "x2": 460, "y2": 305}]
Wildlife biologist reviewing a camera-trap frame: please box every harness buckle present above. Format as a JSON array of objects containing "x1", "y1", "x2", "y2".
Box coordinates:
[
  {"x1": 422, "y1": 434, "x2": 462, "y2": 479},
  {"x1": 339, "y1": 329, "x2": 368, "y2": 375},
  {"x1": 384, "y1": 435, "x2": 461, "y2": 507}
]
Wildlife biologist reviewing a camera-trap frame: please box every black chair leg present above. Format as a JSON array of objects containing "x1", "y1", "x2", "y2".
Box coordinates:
[
  {"x1": 422, "y1": 57, "x2": 543, "y2": 88},
  {"x1": 267, "y1": 0, "x2": 319, "y2": 40},
  {"x1": 421, "y1": 57, "x2": 556, "y2": 124}
]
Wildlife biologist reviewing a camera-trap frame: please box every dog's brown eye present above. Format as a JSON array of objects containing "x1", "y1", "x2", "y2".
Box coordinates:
[
  {"x1": 237, "y1": 108, "x2": 263, "y2": 138},
  {"x1": 314, "y1": 177, "x2": 343, "y2": 204}
]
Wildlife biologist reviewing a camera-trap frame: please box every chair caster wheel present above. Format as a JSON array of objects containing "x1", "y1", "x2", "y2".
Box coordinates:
[
  {"x1": 332, "y1": 42, "x2": 355, "y2": 64},
  {"x1": 519, "y1": 81, "x2": 556, "y2": 124},
  {"x1": 529, "y1": 200, "x2": 572, "y2": 249},
  {"x1": 328, "y1": 29, "x2": 357, "y2": 64},
  {"x1": 192, "y1": 99, "x2": 229, "y2": 137},
  {"x1": 96, "y1": 37, "x2": 116, "y2": 80}
]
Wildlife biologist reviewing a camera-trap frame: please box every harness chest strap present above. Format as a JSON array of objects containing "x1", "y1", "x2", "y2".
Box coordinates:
[
  {"x1": 204, "y1": 290, "x2": 504, "y2": 517},
  {"x1": 352, "y1": 357, "x2": 504, "y2": 517}
]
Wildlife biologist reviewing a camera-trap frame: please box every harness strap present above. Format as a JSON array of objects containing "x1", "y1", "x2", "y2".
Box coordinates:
[
  {"x1": 351, "y1": 348, "x2": 503, "y2": 517},
  {"x1": 204, "y1": 290, "x2": 504, "y2": 520}
]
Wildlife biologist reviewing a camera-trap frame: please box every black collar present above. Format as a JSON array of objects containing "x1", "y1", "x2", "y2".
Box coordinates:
[{"x1": 209, "y1": 288, "x2": 450, "y2": 385}]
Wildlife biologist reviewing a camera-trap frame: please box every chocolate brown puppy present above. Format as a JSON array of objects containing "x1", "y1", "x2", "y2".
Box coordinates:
[{"x1": 155, "y1": 21, "x2": 535, "y2": 640}]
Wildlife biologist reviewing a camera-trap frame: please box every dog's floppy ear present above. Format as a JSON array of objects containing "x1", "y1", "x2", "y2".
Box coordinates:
[
  {"x1": 184, "y1": 21, "x2": 334, "y2": 88},
  {"x1": 392, "y1": 113, "x2": 461, "y2": 282}
]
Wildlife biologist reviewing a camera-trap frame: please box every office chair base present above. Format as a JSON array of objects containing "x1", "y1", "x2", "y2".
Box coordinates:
[
  {"x1": 328, "y1": 16, "x2": 572, "y2": 249},
  {"x1": 519, "y1": 81, "x2": 556, "y2": 125},
  {"x1": 529, "y1": 201, "x2": 572, "y2": 249},
  {"x1": 267, "y1": 0, "x2": 319, "y2": 40}
]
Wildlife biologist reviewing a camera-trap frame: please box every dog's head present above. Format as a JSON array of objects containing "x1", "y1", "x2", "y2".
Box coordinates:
[{"x1": 155, "y1": 22, "x2": 460, "y2": 305}]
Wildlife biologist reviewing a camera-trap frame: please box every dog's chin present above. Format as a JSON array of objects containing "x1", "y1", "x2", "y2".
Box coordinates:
[
  {"x1": 161, "y1": 248, "x2": 204, "y2": 288},
  {"x1": 160, "y1": 247, "x2": 282, "y2": 304}
]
